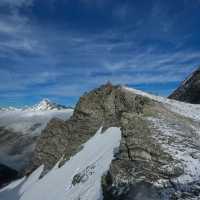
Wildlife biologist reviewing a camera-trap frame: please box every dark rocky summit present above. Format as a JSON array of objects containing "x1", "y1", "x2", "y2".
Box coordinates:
[
  {"x1": 25, "y1": 83, "x2": 200, "y2": 199},
  {"x1": 169, "y1": 66, "x2": 200, "y2": 103}
]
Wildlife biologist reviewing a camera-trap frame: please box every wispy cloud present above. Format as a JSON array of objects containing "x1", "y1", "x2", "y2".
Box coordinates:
[
  {"x1": 0, "y1": 0, "x2": 200, "y2": 106},
  {"x1": 0, "y1": 0, "x2": 32, "y2": 7}
]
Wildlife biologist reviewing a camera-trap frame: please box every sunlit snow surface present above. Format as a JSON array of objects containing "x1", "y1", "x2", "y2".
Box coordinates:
[
  {"x1": 124, "y1": 87, "x2": 200, "y2": 121},
  {"x1": 0, "y1": 127, "x2": 121, "y2": 200}
]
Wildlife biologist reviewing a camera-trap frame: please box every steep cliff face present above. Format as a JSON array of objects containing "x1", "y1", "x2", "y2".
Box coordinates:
[{"x1": 169, "y1": 67, "x2": 200, "y2": 104}]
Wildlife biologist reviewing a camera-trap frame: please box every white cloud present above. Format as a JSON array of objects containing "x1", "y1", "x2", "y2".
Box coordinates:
[
  {"x1": 0, "y1": 0, "x2": 199, "y2": 102},
  {"x1": 103, "y1": 50, "x2": 200, "y2": 72},
  {"x1": 0, "y1": 0, "x2": 37, "y2": 54},
  {"x1": 89, "y1": 73, "x2": 182, "y2": 86},
  {"x1": 0, "y1": 69, "x2": 61, "y2": 92},
  {"x1": 0, "y1": 0, "x2": 33, "y2": 8}
]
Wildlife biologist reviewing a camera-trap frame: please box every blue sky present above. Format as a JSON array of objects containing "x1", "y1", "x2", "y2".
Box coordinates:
[{"x1": 0, "y1": 0, "x2": 200, "y2": 107}]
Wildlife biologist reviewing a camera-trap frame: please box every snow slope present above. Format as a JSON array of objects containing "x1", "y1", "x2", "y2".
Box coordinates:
[
  {"x1": 124, "y1": 87, "x2": 200, "y2": 121},
  {"x1": 0, "y1": 127, "x2": 121, "y2": 200}
]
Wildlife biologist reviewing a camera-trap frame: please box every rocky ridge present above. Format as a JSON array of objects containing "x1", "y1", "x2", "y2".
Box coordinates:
[
  {"x1": 25, "y1": 83, "x2": 200, "y2": 199},
  {"x1": 26, "y1": 83, "x2": 148, "y2": 174}
]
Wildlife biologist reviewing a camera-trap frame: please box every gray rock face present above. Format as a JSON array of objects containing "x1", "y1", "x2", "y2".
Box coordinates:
[
  {"x1": 101, "y1": 89, "x2": 200, "y2": 199},
  {"x1": 26, "y1": 83, "x2": 149, "y2": 175},
  {"x1": 25, "y1": 83, "x2": 200, "y2": 199},
  {"x1": 169, "y1": 67, "x2": 200, "y2": 104}
]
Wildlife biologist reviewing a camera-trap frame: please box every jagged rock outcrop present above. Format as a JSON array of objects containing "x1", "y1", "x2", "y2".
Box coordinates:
[
  {"x1": 169, "y1": 67, "x2": 200, "y2": 103},
  {"x1": 25, "y1": 83, "x2": 200, "y2": 199},
  {"x1": 26, "y1": 83, "x2": 149, "y2": 175},
  {"x1": 102, "y1": 103, "x2": 200, "y2": 199}
]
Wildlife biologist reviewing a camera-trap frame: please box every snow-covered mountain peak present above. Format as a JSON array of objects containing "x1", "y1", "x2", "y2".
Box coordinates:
[
  {"x1": 27, "y1": 99, "x2": 69, "y2": 111},
  {"x1": 38, "y1": 98, "x2": 51, "y2": 105},
  {"x1": 0, "y1": 99, "x2": 70, "y2": 112},
  {"x1": 30, "y1": 98, "x2": 64, "y2": 111}
]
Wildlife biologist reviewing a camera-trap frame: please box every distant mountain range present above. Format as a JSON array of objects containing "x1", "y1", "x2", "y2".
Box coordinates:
[{"x1": 0, "y1": 99, "x2": 71, "y2": 112}]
